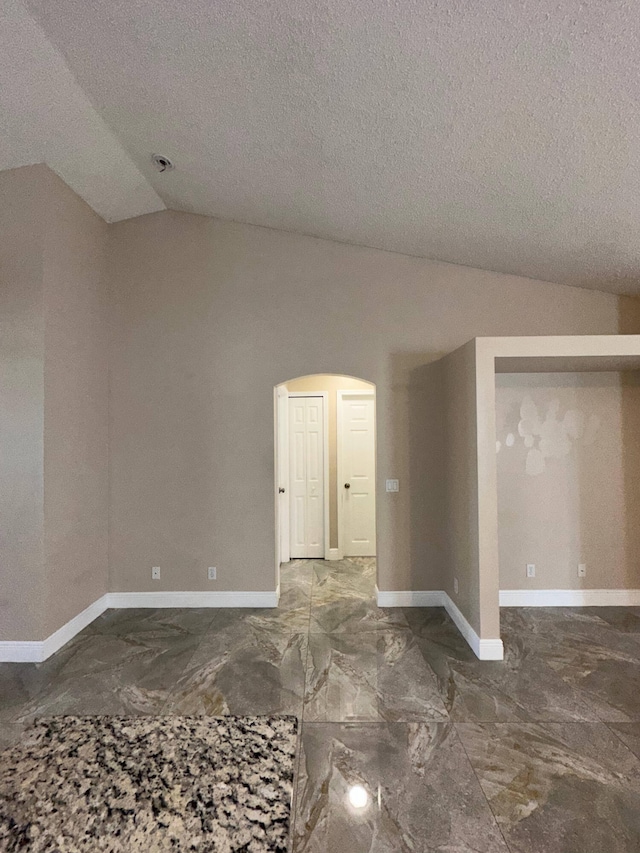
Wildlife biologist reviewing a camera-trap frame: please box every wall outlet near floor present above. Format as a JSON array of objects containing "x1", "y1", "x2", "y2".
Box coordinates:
[
  {"x1": 578, "y1": 563, "x2": 587, "y2": 578},
  {"x1": 208, "y1": 566, "x2": 217, "y2": 580},
  {"x1": 152, "y1": 566, "x2": 161, "y2": 580},
  {"x1": 526, "y1": 563, "x2": 536, "y2": 578},
  {"x1": 454, "y1": 577, "x2": 459, "y2": 594}
]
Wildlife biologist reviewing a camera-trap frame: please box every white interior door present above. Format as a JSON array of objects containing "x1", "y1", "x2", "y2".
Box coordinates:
[
  {"x1": 339, "y1": 392, "x2": 376, "y2": 557},
  {"x1": 276, "y1": 385, "x2": 290, "y2": 565},
  {"x1": 289, "y1": 396, "x2": 325, "y2": 558}
]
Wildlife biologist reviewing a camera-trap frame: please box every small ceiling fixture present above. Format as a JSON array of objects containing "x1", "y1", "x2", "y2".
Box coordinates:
[{"x1": 151, "y1": 153, "x2": 174, "y2": 172}]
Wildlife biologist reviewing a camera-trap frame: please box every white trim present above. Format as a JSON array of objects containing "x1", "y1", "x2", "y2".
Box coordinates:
[
  {"x1": 337, "y1": 389, "x2": 377, "y2": 559},
  {"x1": 287, "y1": 391, "x2": 330, "y2": 560},
  {"x1": 106, "y1": 591, "x2": 279, "y2": 609},
  {"x1": 327, "y1": 548, "x2": 342, "y2": 561},
  {"x1": 473, "y1": 638, "x2": 505, "y2": 661},
  {"x1": 274, "y1": 384, "x2": 290, "y2": 585},
  {"x1": 443, "y1": 593, "x2": 504, "y2": 661},
  {"x1": 377, "y1": 589, "x2": 445, "y2": 607},
  {"x1": 42, "y1": 594, "x2": 109, "y2": 657},
  {"x1": 0, "y1": 594, "x2": 109, "y2": 663},
  {"x1": 322, "y1": 392, "x2": 330, "y2": 560},
  {"x1": 0, "y1": 642, "x2": 44, "y2": 663},
  {"x1": 376, "y1": 588, "x2": 504, "y2": 661},
  {"x1": 500, "y1": 588, "x2": 640, "y2": 607},
  {"x1": 0, "y1": 589, "x2": 280, "y2": 663}
]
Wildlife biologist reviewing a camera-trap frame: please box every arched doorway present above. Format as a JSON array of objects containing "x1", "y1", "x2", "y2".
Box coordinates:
[{"x1": 274, "y1": 374, "x2": 377, "y2": 585}]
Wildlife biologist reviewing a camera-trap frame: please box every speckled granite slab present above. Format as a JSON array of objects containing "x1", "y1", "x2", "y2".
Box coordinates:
[{"x1": 0, "y1": 715, "x2": 298, "y2": 852}]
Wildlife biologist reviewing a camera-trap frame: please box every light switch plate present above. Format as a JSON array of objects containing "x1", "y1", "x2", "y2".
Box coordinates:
[{"x1": 386, "y1": 479, "x2": 399, "y2": 492}]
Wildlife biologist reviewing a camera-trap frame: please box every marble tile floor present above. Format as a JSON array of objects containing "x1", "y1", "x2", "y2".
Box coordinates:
[{"x1": 2, "y1": 557, "x2": 640, "y2": 851}]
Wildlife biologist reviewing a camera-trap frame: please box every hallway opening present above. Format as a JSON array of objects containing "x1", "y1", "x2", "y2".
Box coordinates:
[{"x1": 274, "y1": 375, "x2": 377, "y2": 581}]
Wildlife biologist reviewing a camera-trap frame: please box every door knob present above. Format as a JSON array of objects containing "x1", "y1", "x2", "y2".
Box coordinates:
[
  {"x1": 344, "y1": 483, "x2": 351, "y2": 489},
  {"x1": 279, "y1": 487, "x2": 285, "y2": 494}
]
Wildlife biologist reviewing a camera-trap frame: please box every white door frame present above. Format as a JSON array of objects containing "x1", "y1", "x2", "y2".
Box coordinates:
[
  {"x1": 275, "y1": 385, "x2": 290, "y2": 569},
  {"x1": 287, "y1": 391, "x2": 330, "y2": 559},
  {"x1": 337, "y1": 389, "x2": 376, "y2": 559}
]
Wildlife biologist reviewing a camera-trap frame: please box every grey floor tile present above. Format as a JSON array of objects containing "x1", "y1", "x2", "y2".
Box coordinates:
[
  {"x1": 309, "y1": 599, "x2": 409, "y2": 634},
  {"x1": 607, "y1": 722, "x2": 640, "y2": 760},
  {"x1": 280, "y1": 559, "x2": 316, "y2": 592},
  {"x1": 308, "y1": 558, "x2": 409, "y2": 634},
  {"x1": 0, "y1": 631, "x2": 93, "y2": 713},
  {"x1": 3, "y1": 557, "x2": 640, "y2": 852},
  {"x1": 456, "y1": 721, "x2": 640, "y2": 853},
  {"x1": 164, "y1": 627, "x2": 307, "y2": 717},
  {"x1": 89, "y1": 607, "x2": 217, "y2": 637},
  {"x1": 1, "y1": 633, "x2": 199, "y2": 745},
  {"x1": 407, "y1": 606, "x2": 628, "y2": 723},
  {"x1": 209, "y1": 602, "x2": 311, "y2": 636},
  {"x1": 311, "y1": 557, "x2": 376, "y2": 596},
  {"x1": 500, "y1": 605, "x2": 613, "y2": 640},
  {"x1": 418, "y1": 634, "x2": 599, "y2": 723},
  {"x1": 530, "y1": 628, "x2": 640, "y2": 722},
  {"x1": 0, "y1": 634, "x2": 99, "y2": 748},
  {"x1": 402, "y1": 606, "x2": 477, "y2": 657},
  {"x1": 589, "y1": 606, "x2": 640, "y2": 634},
  {"x1": 293, "y1": 722, "x2": 509, "y2": 853},
  {"x1": 304, "y1": 631, "x2": 447, "y2": 723}
]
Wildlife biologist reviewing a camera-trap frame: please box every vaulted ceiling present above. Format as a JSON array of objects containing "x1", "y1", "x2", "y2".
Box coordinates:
[{"x1": 3, "y1": 0, "x2": 640, "y2": 294}]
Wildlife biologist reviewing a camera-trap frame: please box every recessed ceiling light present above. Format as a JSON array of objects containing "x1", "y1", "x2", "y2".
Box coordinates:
[{"x1": 151, "y1": 153, "x2": 174, "y2": 172}]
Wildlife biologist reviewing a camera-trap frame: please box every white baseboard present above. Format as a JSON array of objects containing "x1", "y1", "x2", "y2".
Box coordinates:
[
  {"x1": 442, "y1": 594, "x2": 504, "y2": 661},
  {"x1": 0, "y1": 594, "x2": 109, "y2": 664},
  {"x1": 13, "y1": 585, "x2": 632, "y2": 666},
  {"x1": 377, "y1": 589, "x2": 445, "y2": 607},
  {"x1": 500, "y1": 588, "x2": 640, "y2": 607},
  {"x1": 106, "y1": 590, "x2": 279, "y2": 609},
  {"x1": 42, "y1": 594, "x2": 110, "y2": 659},
  {"x1": 0, "y1": 589, "x2": 279, "y2": 663},
  {"x1": 376, "y1": 588, "x2": 504, "y2": 661},
  {"x1": 378, "y1": 586, "x2": 640, "y2": 660},
  {"x1": 327, "y1": 548, "x2": 342, "y2": 561}
]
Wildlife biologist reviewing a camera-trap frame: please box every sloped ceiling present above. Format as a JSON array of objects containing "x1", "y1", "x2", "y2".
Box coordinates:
[
  {"x1": 5, "y1": 0, "x2": 640, "y2": 293},
  {"x1": 0, "y1": 0, "x2": 165, "y2": 221}
]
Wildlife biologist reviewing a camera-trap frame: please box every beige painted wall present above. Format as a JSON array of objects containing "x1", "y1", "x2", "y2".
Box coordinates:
[
  {"x1": 441, "y1": 335, "x2": 640, "y2": 645},
  {"x1": 43, "y1": 170, "x2": 109, "y2": 637},
  {"x1": 3, "y1": 165, "x2": 640, "y2": 643},
  {"x1": 0, "y1": 165, "x2": 108, "y2": 641},
  {"x1": 107, "y1": 210, "x2": 629, "y2": 595},
  {"x1": 0, "y1": 167, "x2": 46, "y2": 640},
  {"x1": 497, "y1": 372, "x2": 640, "y2": 590},
  {"x1": 285, "y1": 374, "x2": 374, "y2": 550},
  {"x1": 442, "y1": 341, "x2": 481, "y2": 630}
]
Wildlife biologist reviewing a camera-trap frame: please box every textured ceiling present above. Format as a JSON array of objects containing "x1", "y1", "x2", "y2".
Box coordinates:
[
  {"x1": 0, "y1": 0, "x2": 164, "y2": 221},
  {"x1": 8, "y1": 0, "x2": 640, "y2": 293}
]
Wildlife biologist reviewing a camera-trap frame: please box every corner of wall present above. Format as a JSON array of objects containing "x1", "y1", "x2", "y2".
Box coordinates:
[{"x1": 618, "y1": 295, "x2": 640, "y2": 334}]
